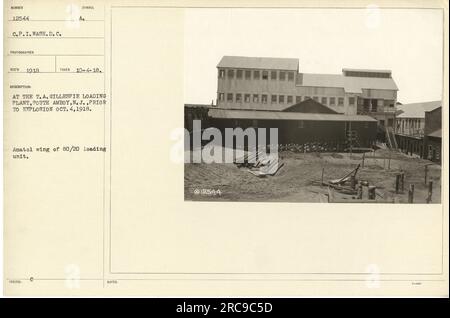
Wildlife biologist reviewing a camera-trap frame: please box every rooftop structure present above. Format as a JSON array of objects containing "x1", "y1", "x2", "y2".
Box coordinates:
[{"x1": 216, "y1": 55, "x2": 398, "y2": 127}]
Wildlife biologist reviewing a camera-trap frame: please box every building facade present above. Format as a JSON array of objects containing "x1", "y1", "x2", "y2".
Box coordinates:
[
  {"x1": 423, "y1": 106, "x2": 442, "y2": 163},
  {"x1": 208, "y1": 99, "x2": 377, "y2": 149},
  {"x1": 394, "y1": 101, "x2": 441, "y2": 162},
  {"x1": 395, "y1": 101, "x2": 441, "y2": 137},
  {"x1": 216, "y1": 56, "x2": 398, "y2": 127}
]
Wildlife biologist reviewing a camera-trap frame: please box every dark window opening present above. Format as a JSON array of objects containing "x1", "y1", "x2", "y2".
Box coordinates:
[{"x1": 288, "y1": 72, "x2": 294, "y2": 81}]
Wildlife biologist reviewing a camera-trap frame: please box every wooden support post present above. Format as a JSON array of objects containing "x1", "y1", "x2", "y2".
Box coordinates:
[
  {"x1": 424, "y1": 164, "x2": 428, "y2": 185},
  {"x1": 395, "y1": 174, "x2": 401, "y2": 194},
  {"x1": 349, "y1": 121, "x2": 352, "y2": 158},
  {"x1": 427, "y1": 181, "x2": 433, "y2": 203},
  {"x1": 368, "y1": 186, "x2": 376, "y2": 200},
  {"x1": 408, "y1": 184, "x2": 415, "y2": 203},
  {"x1": 357, "y1": 183, "x2": 363, "y2": 199},
  {"x1": 400, "y1": 172, "x2": 405, "y2": 193},
  {"x1": 350, "y1": 175, "x2": 356, "y2": 190},
  {"x1": 362, "y1": 152, "x2": 365, "y2": 168},
  {"x1": 327, "y1": 186, "x2": 334, "y2": 203},
  {"x1": 388, "y1": 151, "x2": 391, "y2": 170},
  {"x1": 321, "y1": 168, "x2": 324, "y2": 185}
]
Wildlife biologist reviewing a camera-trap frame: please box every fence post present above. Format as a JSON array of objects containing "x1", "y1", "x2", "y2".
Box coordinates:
[
  {"x1": 368, "y1": 186, "x2": 376, "y2": 200},
  {"x1": 395, "y1": 174, "x2": 401, "y2": 194},
  {"x1": 388, "y1": 151, "x2": 391, "y2": 170},
  {"x1": 357, "y1": 182, "x2": 363, "y2": 199},
  {"x1": 362, "y1": 152, "x2": 365, "y2": 168},
  {"x1": 426, "y1": 181, "x2": 433, "y2": 203},
  {"x1": 350, "y1": 175, "x2": 356, "y2": 189},
  {"x1": 400, "y1": 171, "x2": 405, "y2": 193},
  {"x1": 424, "y1": 164, "x2": 428, "y2": 185},
  {"x1": 408, "y1": 184, "x2": 415, "y2": 203}
]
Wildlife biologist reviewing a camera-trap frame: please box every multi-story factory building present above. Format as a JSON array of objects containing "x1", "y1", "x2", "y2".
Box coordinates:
[{"x1": 216, "y1": 56, "x2": 398, "y2": 128}]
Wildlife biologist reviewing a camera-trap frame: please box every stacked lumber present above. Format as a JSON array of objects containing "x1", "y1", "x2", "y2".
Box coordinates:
[{"x1": 234, "y1": 150, "x2": 284, "y2": 177}]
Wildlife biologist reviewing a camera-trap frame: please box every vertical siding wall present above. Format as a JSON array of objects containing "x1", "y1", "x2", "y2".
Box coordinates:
[{"x1": 208, "y1": 118, "x2": 377, "y2": 149}]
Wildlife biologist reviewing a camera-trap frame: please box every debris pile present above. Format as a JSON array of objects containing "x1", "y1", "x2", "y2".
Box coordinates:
[
  {"x1": 312, "y1": 164, "x2": 361, "y2": 195},
  {"x1": 278, "y1": 142, "x2": 340, "y2": 153},
  {"x1": 234, "y1": 149, "x2": 284, "y2": 177}
]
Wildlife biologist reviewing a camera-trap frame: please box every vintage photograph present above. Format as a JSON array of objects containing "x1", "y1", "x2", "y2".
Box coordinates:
[{"x1": 183, "y1": 8, "x2": 443, "y2": 203}]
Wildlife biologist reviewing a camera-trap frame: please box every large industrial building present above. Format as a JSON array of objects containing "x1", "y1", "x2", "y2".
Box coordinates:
[
  {"x1": 186, "y1": 55, "x2": 441, "y2": 160},
  {"x1": 184, "y1": 55, "x2": 404, "y2": 150},
  {"x1": 216, "y1": 56, "x2": 398, "y2": 128}
]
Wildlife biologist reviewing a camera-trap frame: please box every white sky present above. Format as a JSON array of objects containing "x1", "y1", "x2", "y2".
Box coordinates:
[{"x1": 184, "y1": 8, "x2": 443, "y2": 105}]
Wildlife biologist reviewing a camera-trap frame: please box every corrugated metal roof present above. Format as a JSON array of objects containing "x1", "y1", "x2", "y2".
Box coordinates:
[
  {"x1": 301, "y1": 73, "x2": 398, "y2": 93},
  {"x1": 427, "y1": 129, "x2": 441, "y2": 138},
  {"x1": 217, "y1": 56, "x2": 299, "y2": 71},
  {"x1": 396, "y1": 101, "x2": 441, "y2": 118},
  {"x1": 209, "y1": 108, "x2": 377, "y2": 122},
  {"x1": 343, "y1": 76, "x2": 398, "y2": 93}
]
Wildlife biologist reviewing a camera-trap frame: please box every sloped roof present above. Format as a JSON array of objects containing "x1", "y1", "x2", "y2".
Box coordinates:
[
  {"x1": 427, "y1": 129, "x2": 441, "y2": 138},
  {"x1": 185, "y1": 103, "x2": 214, "y2": 109},
  {"x1": 217, "y1": 56, "x2": 397, "y2": 92},
  {"x1": 301, "y1": 73, "x2": 398, "y2": 93},
  {"x1": 209, "y1": 108, "x2": 377, "y2": 122},
  {"x1": 215, "y1": 103, "x2": 293, "y2": 111},
  {"x1": 342, "y1": 68, "x2": 392, "y2": 74},
  {"x1": 396, "y1": 101, "x2": 441, "y2": 118},
  {"x1": 282, "y1": 98, "x2": 338, "y2": 114},
  {"x1": 217, "y1": 56, "x2": 299, "y2": 71}
]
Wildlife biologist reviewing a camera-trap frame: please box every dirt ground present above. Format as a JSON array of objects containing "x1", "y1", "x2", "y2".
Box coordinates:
[{"x1": 184, "y1": 148, "x2": 441, "y2": 203}]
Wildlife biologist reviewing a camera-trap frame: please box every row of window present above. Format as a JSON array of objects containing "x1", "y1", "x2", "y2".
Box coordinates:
[
  {"x1": 218, "y1": 69, "x2": 295, "y2": 81},
  {"x1": 218, "y1": 93, "x2": 354, "y2": 106}
]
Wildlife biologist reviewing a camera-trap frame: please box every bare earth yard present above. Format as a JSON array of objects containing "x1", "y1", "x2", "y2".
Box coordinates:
[{"x1": 184, "y1": 149, "x2": 441, "y2": 203}]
